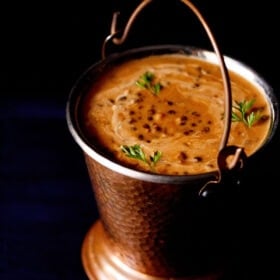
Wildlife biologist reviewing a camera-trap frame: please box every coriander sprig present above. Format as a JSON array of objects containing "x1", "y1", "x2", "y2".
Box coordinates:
[
  {"x1": 231, "y1": 99, "x2": 262, "y2": 128},
  {"x1": 121, "y1": 144, "x2": 162, "y2": 170},
  {"x1": 121, "y1": 144, "x2": 147, "y2": 164},
  {"x1": 136, "y1": 71, "x2": 162, "y2": 95}
]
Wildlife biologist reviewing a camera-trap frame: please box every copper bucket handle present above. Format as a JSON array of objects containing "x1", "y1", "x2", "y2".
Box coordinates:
[{"x1": 102, "y1": 0, "x2": 245, "y2": 190}]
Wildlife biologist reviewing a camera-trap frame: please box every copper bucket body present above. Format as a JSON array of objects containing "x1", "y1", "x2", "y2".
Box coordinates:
[
  {"x1": 66, "y1": 45, "x2": 278, "y2": 280},
  {"x1": 81, "y1": 152, "x2": 242, "y2": 279},
  {"x1": 66, "y1": 2, "x2": 278, "y2": 280}
]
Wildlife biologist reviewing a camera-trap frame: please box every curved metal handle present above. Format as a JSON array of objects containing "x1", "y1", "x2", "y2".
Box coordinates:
[{"x1": 102, "y1": 0, "x2": 243, "y2": 186}]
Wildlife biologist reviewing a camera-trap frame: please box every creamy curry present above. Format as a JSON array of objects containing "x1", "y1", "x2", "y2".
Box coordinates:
[{"x1": 80, "y1": 53, "x2": 271, "y2": 175}]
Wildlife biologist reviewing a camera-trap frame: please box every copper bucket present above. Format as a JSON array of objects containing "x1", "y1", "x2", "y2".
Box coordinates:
[{"x1": 66, "y1": 1, "x2": 279, "y2": 279}]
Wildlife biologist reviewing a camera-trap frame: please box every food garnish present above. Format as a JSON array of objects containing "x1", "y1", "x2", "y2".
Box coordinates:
[
  {"x1": 121, "y1": 144, "x2": 162, "y2": 169},
  {"x1": 231, "y1": 99, "x2": 262, "y2": 128},
  {"x1": 136, "y1": 71, "x2": 162, "y2": 95}
]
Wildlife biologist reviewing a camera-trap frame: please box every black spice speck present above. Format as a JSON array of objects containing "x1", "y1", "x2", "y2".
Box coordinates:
[
  {"x1": 178, "y1": 151, "x2": 188, "y2": 162},
  {"x1": 194, "y1": 156, "x2": 203, "y2": 162}
]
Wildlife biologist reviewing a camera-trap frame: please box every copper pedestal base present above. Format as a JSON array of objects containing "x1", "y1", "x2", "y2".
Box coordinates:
[{"x1": 81, "y1": 220, "x2": 223, "y2": 280}]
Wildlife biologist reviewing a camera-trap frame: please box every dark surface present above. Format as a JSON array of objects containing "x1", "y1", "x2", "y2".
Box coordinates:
[
  {"x1": 0, "y1": 97, "x2": 98, "y2": 280},
  {"x1": 1, "y1": 1, "x2": 279, "y2": 279}
]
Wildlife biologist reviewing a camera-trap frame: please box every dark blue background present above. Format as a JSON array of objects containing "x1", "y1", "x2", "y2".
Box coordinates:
[{"x1": 1, "y1": 1, "x2": 279, "y2": 279}]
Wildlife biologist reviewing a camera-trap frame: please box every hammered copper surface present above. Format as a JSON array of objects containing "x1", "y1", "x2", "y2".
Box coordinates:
[
  {"x1": 84, "y1": 153, "x2": 239, "y2": 278},
  {"x1": 82, "y1": 221, "x2": 225, "y2": 280}
]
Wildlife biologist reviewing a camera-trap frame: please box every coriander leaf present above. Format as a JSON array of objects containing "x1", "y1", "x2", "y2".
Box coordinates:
[
  {"x1": 231, "y1": 99, "x2": 262, "y2": 128},
  {"x1": 136, "y1": 71, "x2": 162, "y2": 95},
  {"x1": 150, "y1": 151, "x2": 162, "y2": 165},
  {"x1": 121, "y1": 144, "x2": 162, "y2": 170},
  {"x1": 152, "y1": 83, "x2": 162, "y2": 95},
  {"x1": 121, "y1": 144, "x2": 147, "y2": 163},
  {"x1": 246, "y1": 110, "x2": 262, "y2": 128}
]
